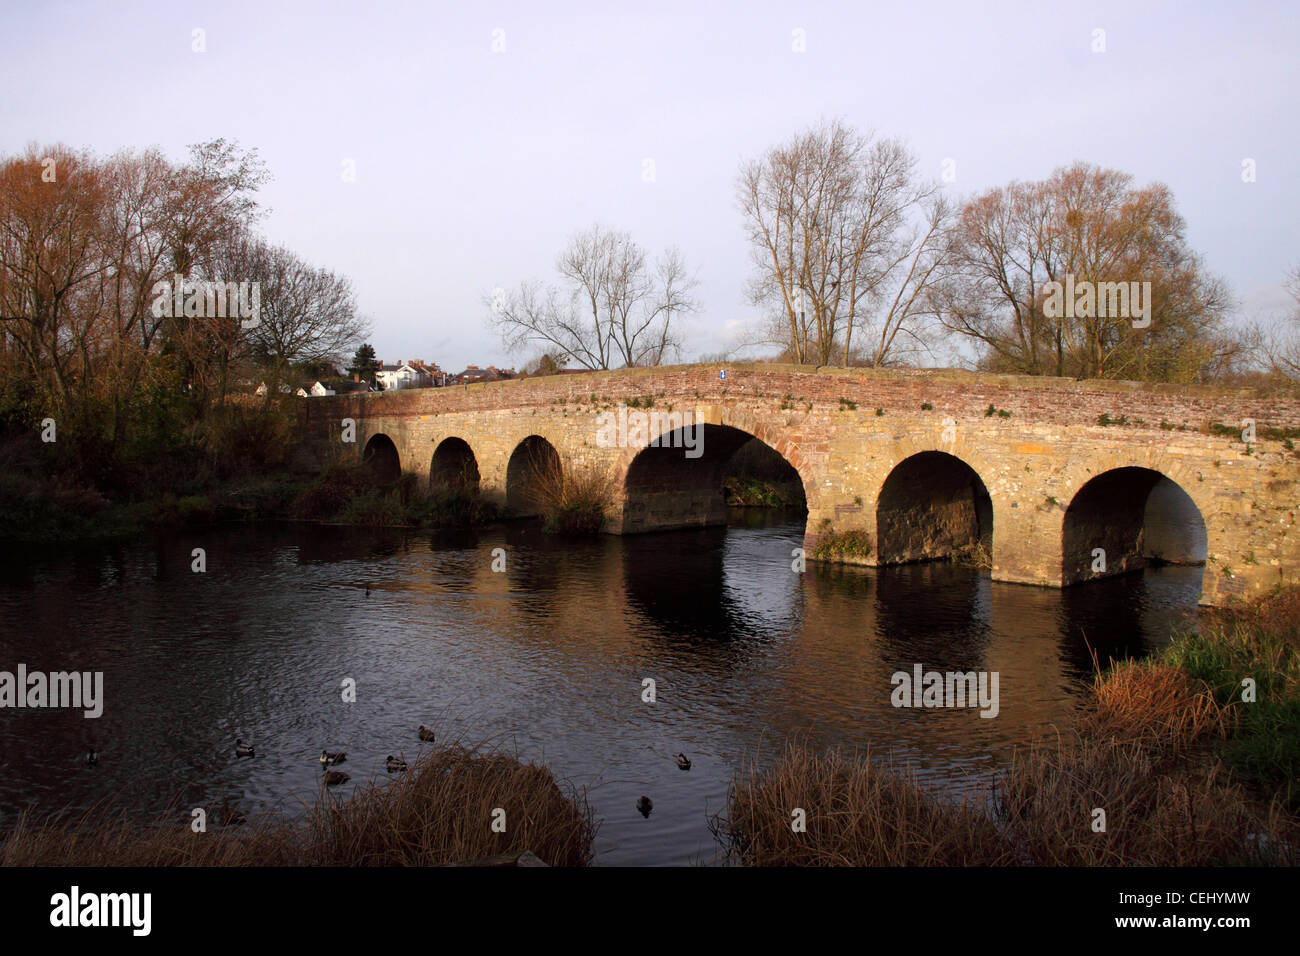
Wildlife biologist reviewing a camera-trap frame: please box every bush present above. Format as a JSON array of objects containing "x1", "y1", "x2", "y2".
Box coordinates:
[
  {"x1": 810, "y1": 523, "x2": 873, "y2": 562},
  {"x1": 291, "y1": 463, "x2": 376, "y2": 520}
]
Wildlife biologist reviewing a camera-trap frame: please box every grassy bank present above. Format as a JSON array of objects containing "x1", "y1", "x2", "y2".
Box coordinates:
[
  {"x1": 292, "y1": 464, "x2": 500, "y2": 529},
  {"x1": 0, "y1": 458, "x2": 504, "y2": 544},
  {"x1": 0, "y1": 743, "x2": 596, "y2": 867},
  {"x1": 712, "y1": 585, "x2": 1300, "y2": 866}
]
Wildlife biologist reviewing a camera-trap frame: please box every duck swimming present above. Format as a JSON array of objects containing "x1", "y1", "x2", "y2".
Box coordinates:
[
  {"x1": 235, "y1": 739, "x2": 255, "y2": 757},
  {"x1": 320, "y1": 749, "x2": 347, "y2": 767},
  {"x1": 636, "y1": 796, "x2": 653, "y2": 818},
  {"x1": 418, "y1": 725, "x2": 436, "y2": 742},
  {"x1": 386, "y1": 755, "x2": 408, "y2": 773},
  {"x1": 322, "y1": 769, "x2": 350, "y2": 786},
  {"x1": 675, "y1": 753, "x2": 691, "y2": 771}
]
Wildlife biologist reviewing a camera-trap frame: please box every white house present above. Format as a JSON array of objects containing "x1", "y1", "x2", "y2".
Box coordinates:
[{"x1": 376, "y1": 360, "x2": 436, "y2": 390}]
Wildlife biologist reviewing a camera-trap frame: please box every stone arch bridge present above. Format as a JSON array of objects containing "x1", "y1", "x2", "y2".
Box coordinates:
[{"x1": 295, "y1": 363, "x2": 1300, "y2": 606}]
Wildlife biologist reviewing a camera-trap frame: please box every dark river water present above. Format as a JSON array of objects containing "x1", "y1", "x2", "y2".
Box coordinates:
[{"x1": 0, "y1": 511, "x2": 1202, "y2": 865}]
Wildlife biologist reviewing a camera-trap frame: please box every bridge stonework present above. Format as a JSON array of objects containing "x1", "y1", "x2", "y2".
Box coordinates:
[{"x1": 296, "y1": 364, "x2": 1300, "y2": 607}]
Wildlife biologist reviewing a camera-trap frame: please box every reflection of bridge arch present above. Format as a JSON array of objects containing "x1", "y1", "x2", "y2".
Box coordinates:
[
  {"x1": 361, "y1": 433, "x2": 400, "y2": 484},
  {"x1": 1062, "y1": 467, "x2": 1207, "y2": 586},
  {"x1": 875, "y1": 451, "x2": 992, "y2": 565},
  {"x1": 621, "y1": 422, "x2": 807, "y2": 534}
]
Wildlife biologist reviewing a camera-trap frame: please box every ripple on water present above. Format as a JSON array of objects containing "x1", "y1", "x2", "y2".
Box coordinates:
[{"x1": 0, "y1": 519, "x2": 1201, "y2": 864}]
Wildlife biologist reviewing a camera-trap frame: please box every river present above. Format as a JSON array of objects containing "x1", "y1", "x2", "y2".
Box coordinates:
[{"x1": 0, "y1": 511, "x2": 1202, "y2": 865}]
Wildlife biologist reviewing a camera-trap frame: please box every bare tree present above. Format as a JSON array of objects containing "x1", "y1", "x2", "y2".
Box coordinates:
[
  {"x1": 1262, "y1": 264, "x2": 1300, "y2": 381},
  {"x1": 489, "y1": 224, "x2": 696, "y2": 370},
  {"x1": 737, "y1": 120, "x2": 947, "y2": 367},
  {"x1": 243, "y1": 238, "x2": 369, "y2": 380},
  {"x1": 932, "y1": 162, "x2": 1231, "y2": 382}
]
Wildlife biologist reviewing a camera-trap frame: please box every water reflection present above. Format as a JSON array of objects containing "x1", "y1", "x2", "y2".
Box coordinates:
[{"x1": 0, "y1": 514, "x2": 1201, "y2": 865}]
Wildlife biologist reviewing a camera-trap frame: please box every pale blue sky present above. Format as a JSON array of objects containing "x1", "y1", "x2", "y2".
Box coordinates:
[{"x1": 2, "y1": 0, "x2": 1295, "y2": 371}]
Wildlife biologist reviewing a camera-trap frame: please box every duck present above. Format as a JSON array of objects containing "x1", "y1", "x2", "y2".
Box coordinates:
[
  {"x1": 675, "y1": 753, "x2": 691, "y2": 771},
  {"x1": 86, "y1": 748, "x2": 99, "y2": 767},
  {"x1": 636, "y1": 796, "x2": 653, "y2": 818},
  {"x1": 235, "y1": 739, "x2": 255, "y2": 758},
  {"x1": 418, "y1": 725, "x2": 436, "y2": 743},
  {"x1": 322, "y1": 769, "x2": 350, "y2": 786},
  {"x1": 365, "y1": 584, "x2": 371, "y2": 597},
  {"x1": 217, "y1": 804, "x2": 247, "y2": 827},
  {"x1": 386, "y1": 755, "x2": 408, "y2": 773},
  {"x1": 319, "y1": 749, "x2": 347, "y2": 767}
]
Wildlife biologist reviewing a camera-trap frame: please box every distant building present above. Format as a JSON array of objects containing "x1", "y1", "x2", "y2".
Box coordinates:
[
  {"x1": 376, "y1": 358, "x2": 447, "y2": 389},
  {"x1": 332, "y1": 375, "x2": 375, "y2": 394},
  {"x1": 453, "y1": 364, "x2": 515, "y2": 385}
]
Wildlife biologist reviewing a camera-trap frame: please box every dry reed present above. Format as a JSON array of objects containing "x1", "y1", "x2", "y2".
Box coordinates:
[{"x1": 0, "y1": 743, "x2": 596, "y2": 867}]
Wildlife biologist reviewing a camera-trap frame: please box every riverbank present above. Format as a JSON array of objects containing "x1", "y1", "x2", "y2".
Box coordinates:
[
  {"x1": 712, "y1": 585, "x2": 1300, "y2": 866},
  {"x1": 0, "y1": 742, "x2": 596, "y2": 867},
  {"x1": 0, "y1": 461, "x2": 503, "y2": 546}
]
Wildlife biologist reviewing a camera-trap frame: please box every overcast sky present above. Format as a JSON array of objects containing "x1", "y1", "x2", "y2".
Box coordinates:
[{"x1": 2, "y1": 0, "x2": 1296, "y2": 372}]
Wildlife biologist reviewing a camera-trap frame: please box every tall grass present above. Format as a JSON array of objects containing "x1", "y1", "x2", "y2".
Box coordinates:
[
  {"x1": 993, "y1": 739, "x2": 1278, "y2": 866},
  {"x1": 1077, "y1": 658, "x2": 1231, "y2": 752},
  {"x1": 711, "y1": 744, "x2": 1015, "y2": 866},
  {"x1": 715, "y1": 737, "x2": 1294, "y2": 867},
  {"x1": 522, "y1": 450, "x2": 615, "y2": 534},
  {"x1": 1164, "y1": 587, "x2": 1300, "y2": 810},
  {"x1": 0, "y1": 743, "x2": 596, "y2": 867},
  {"x1": 716, "y1": 587, "x2": 1300, "y2": 866}
]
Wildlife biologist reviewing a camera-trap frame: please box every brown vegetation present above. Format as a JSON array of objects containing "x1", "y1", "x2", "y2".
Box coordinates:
[
  {"x1": 0, "y1": 744, "x2": 596, "y2": 867},
  {"x1": 715, "y1": 586, "x2": 1300, "y2": 866}
]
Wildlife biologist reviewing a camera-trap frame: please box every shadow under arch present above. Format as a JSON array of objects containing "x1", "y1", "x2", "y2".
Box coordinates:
[
  {"x1": 621, "y1": 424, "x2": 807, "y2": 534},
  {"x1": 875, "y1": 451, "x2": 992, "y2": 565},
  {"x1": 1062, "y1": 467, "x2": 1207, "y2": 586},
  {"x1": 430, "y1": 437, "x2": 481, "y2": 493},
  {"x1": 361, "y1": 433, "x2": 401, "y2": 485},
  {"x1": 505, "y1": 435, "x2": 561, "y2": 515}
]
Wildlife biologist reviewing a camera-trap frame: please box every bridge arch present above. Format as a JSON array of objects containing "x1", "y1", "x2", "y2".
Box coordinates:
[
  {"x1": 430, "y1": 437, "x2": 481, "y2": 493},
  {"x1": 1062, "y1": 467, "x2": 1207, "y2": 585},
  {"x1": 361, "y1": 433, "x2": 401, "y2": 484},
  {"x1": 875, "y1": 451, "x2": 992, "y2": 565},
  {"x1": 621, "y1": 421, "x2": 807, "y2": 534},
  {"x1": 506, "y1": 435, "x2": 561, "y2": 515}
]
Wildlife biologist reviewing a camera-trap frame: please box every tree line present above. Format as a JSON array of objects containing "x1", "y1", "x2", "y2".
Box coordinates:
[
  {"x1": 0, "y1": 140, "x2": 367, "y2": 491},
  {"x1": 492, "y1": 119, "x2": 1298, "y2": 387},
  {"x1": 0, "y1": 144, "x2": 367, "y2": 435}
]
